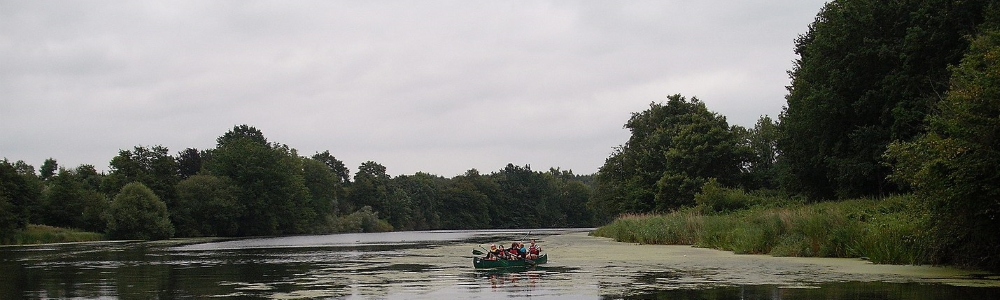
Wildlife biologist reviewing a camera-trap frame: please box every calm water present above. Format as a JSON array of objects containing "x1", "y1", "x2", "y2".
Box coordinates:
[{"x1": 1, "y1": 229, "x2": 997, "y2": 299}]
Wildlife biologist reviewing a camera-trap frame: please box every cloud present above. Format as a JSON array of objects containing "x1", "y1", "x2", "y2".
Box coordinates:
[{"x1": 0, "y1": 0, "x2": 827, "y2": 177}]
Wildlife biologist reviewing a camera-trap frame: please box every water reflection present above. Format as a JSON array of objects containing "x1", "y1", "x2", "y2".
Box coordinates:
[{"x1": 1, "y1": 229, "x2": 997, "y2": 299}]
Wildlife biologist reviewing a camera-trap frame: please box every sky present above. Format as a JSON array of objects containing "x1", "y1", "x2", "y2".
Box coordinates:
[{"x1": 1, "y1": 0, "x2": 829, "y2": 178}]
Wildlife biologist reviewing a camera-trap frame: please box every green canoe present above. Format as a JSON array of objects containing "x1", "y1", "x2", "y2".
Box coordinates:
[{"x1": 473, "y1": 254, "x2": 547, "y2": 269}]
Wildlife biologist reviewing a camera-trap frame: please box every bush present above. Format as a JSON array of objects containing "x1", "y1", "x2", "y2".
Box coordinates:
[{"x1": 105, "y1": 182, "x2": 174, "y2": 240}]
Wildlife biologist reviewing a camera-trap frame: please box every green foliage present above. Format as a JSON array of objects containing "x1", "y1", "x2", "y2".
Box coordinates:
[
  {"x1": 105, "y1": 182, "x2": 174, "y2": 240},
  {"x1": 39, "y1": 167, "x2": 108, "y2": 232},
  {"x1": 329, "y1": 206, "x2": 393, "y2": 233},
  {"x1": 594, "y1": 195, "x2": 932, "y2": 265},
  {"x1": 590, "y1": 94, "x2": 743, "y2": 220},
  {"x1": 12, "y1": 224, "x2": 104, "y2": 245},
  {"x1": 779, "y1": 0, "x2": 990, "y2": 200},
  {"x1": 885, "y1": 17, "x2": 1000, "y2": 270},
  {"x1": 0, "y1": 160, "x2": 36, "y2": 243},
  {"x1": 173, "y1": 175, "x2": 242, "y2": 237},
  {"x1": 207, "y1": 125, "x2": 311, "y2": 236}
]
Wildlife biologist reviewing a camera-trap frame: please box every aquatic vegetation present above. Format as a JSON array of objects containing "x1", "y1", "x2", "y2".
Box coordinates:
[
  {"x1": 12, "y1": 224, "x2": 105, "y2": 245},
  {"x1": 593, "y1": 195, "x2": 933, "y2": 265}
]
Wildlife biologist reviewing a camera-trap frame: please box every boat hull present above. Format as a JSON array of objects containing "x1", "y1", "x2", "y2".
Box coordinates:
[{"x1": 473, "y1": 254, "x2": 547, "y2": 268}]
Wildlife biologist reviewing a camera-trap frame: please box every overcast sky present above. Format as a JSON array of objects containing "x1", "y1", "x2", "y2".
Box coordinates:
[{"x1": 1, "y1": 0, "x2": 828, "y2": 177}]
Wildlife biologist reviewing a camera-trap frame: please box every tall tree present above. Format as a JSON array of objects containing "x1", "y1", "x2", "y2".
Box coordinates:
[
  {"x1": 102, "y1": 145, "x2": 179, "y2": 206},
  {"x1": 0, "y1": 160, "x2": 36, "y2": 242},
  {"x1": 208, "y1": 125, "x2": 312, "y2": 236},
  {"x1": 886, "y1": 15, "x2": 1000, "y2": 270},
  {"x1": 176, "y1": 148, "x2": 202, "y2": 179},
  {"x1": 780, "y1": 0, "x2": 989, "y2": 199},
  {"x1": 590, "y1": 95, "x2": 742, "y2": 218},
  {"x1": 39, "y1": 158, "x2": 57, "y2": 181}
]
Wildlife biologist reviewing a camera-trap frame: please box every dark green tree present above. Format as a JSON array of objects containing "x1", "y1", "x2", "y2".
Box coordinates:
[
  {"x1": 351, "y1": 161, "x2": 391, "y2": 217},
  {"x1": 39, "y1": 158, "x2": 57, "y2": 181},
  {"x1": 173, "y1": 175, "x2": 242, "y2": 237},
  {"x1": 105, "y1": 182, "x2": 173, "y2": 240},
  {"x1": 207, "y1": 125, "x2": 312, "y2": 236},
  {"x1": 438, "y1": 178, "x2": 490, "y2": 229},
  {"x1": 590, "y1": 95, "x2": 742, "y2": 218},
  {"x1": 0, "y1": 160, "x2": 37, "y2": 242},
  {"x1": 780, "y1": 0, "x2": 990, "y2": 199},
  {"x1": 176, "y1": 148, "x2": 202, "y2": 179},
  {"x1": 102, "y1": 145, "x2": 179, "y2": 207},
  {"x1": 886, "y1": 16, "x2": 1000, "y2": 270}
]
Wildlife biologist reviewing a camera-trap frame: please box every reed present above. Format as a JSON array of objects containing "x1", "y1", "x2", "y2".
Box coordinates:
[
  {"x1": 592, "y1": 194, "x2": 932, "y2": 265},
  {"x1": 12, "y1": 224, "x2": 105, "y2": 245}
]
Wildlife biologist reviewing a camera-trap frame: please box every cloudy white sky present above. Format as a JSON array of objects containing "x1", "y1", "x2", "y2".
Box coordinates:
[{"x1": 1, "y1": 0, "x2": 828, "y2": 177}]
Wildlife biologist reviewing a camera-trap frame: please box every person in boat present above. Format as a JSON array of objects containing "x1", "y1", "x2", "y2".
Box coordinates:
[
  {"x1": 527, "y1": 239, "x2": 542, "y2": 259},
  {"x1": 508, "y1": 242, "x2": 521, "y2": 259},
  {"x1": 518, "y1": 242, "x2": 527, "y2": 258},
  {"x1": 486, "y1": 244, "x2": 502, "y2": 260}
]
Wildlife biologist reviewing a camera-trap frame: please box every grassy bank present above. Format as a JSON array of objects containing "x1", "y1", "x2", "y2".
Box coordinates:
[
  {"x1": 7, "y1": 224, "x2": 106, "y2": 245},
  {"x1": 592, "y1": 194, "x2": 930, "y2": 265}
]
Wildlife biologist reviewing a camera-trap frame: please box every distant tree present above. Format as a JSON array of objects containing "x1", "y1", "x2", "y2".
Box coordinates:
[
  {"x1": 302, "y1": 157, "x2": 340, "y2": 227},
  {"x1": 40, "y1": 158, "x2": 57, "y2": 181},
  {"x1": 351, "y1": 161, "x2": 391, "y2": 216},
  {"x1": 590, "y1": 95, "x2": 742, "y2": 218},
  {"x1": 391, "y1": 173, "x2": 443, "y2": 230},
  {"x1": 886, "y1": 17, "x2": 1000, "y2": 270},
  {"x1": 736, "y1": 115, "x2": 781, "y2": 190},
  {"x1": 105, "y1": 182, "x2": 174, "y2": 240},
  {"x1": 438, "y1": 179, "x2": 490, "y2": 229},
  {"x1": 207, "y1": 125, "x2": 311, "y2": 236},
  {"x1": 312, "y1": 151, "x2": 351, "y2": 184},
  {"x1": 102, "y1": 145, "x2": 179, "y2": 207},
  {"x1": 176, "y1": 148, "x2": 202, "y2": 179},
  {"x1": 173, "y1": 175, "x2": 241, "y2": 237},
  {"x1": 0, "y1": 160, "x2": 36, "y2": 242}
]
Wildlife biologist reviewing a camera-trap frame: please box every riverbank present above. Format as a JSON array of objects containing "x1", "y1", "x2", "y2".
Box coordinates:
[
  {"x1": 6, "y1": 224, "x2": 105, "y2": 245},
  {"x1": 592, "y1": 195, "x2": 930, "y2": 265}
]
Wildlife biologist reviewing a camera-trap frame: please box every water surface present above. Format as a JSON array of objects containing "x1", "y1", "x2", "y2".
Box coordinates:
[{"x1": 1, "y1": 229, "x2": 996, "y2": 299}]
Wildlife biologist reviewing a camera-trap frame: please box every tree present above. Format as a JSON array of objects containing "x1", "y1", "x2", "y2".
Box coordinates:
[
  {"x1": 173, "y1": 175, "x2": 241, "y2": 237},
  {"x1": 737, "y1": 115, "x2": 781, "y2": 190},
  {"x1": 351, "y1": 161, "x2": 391, "y2": 216},
  {"x1": 176, "y1": 148, "x2": 202, "y2": 179},
  {"x1": 207, "y1": 125, "x2": 311, "y2": 236},
  {"x1": 0, "y1": 160, "x2": 37, "y2": 242},
  {"x1": 40, "y1": 158, "x2": 57, "y2": 181},
  {"x1": 886, "y1": 16, "x2": 1000, "y2": 270},
  {"x1": 105, "y1": 182, "x2": 174, "y2": 240},
  {"x1": 102, "y1": 145, "x2": 179, "y2": 207},
  {"x1": 590, "y1": 95, "x2": 742, "y2": 218},
  {"x1": 780, "y1": 0, "x2": 990, "y2": 199}
]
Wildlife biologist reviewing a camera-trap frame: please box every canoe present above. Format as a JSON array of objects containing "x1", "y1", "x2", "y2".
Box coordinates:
[{"x1": 473, "y1": 254, "x2": 547, "y2": 269}]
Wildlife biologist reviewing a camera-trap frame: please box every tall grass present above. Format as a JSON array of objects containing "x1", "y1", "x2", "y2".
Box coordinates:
[
  {"x1": 592, "y1": 194, "x2": 932, "y2": 265},
  {"x1": 10, "y1": 224, "x2": 106, "y2": 245}
]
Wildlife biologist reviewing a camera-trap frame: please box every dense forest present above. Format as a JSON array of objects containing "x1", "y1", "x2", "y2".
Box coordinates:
[
  {"x1": 0, "y1": 124, "x2": 595, "y2": 241},
  {"x1": 1, "y1": 0, "x2": 998, "y2": 271}
]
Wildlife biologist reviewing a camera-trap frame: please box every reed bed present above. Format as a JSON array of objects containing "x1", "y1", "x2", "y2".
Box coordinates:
[{"x1": 592, "y1": 194, "x2": 931, "y2": 265}]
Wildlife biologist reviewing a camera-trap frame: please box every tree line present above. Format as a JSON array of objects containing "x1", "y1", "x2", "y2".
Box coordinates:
[
  {"x1": 587, "y1": 0, "x2": 999, "y2": 270},
  {"x1": 1, "y1": 124, "x2": 594, "y2": 241}
]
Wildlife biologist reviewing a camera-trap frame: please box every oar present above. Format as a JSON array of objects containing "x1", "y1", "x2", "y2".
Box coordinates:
[{"x1": 472, "y1": 245, "x2": 490, "y2": 256}]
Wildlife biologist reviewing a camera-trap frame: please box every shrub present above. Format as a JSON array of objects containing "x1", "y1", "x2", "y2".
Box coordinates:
[{"x1": 105, "y1": 182, "x2": 174, "y2": 240}]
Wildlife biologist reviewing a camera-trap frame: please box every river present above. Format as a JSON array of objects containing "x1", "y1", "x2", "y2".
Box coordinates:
[{"x1": 1, "y1": 228, "x2": 997, "y2": 299}]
